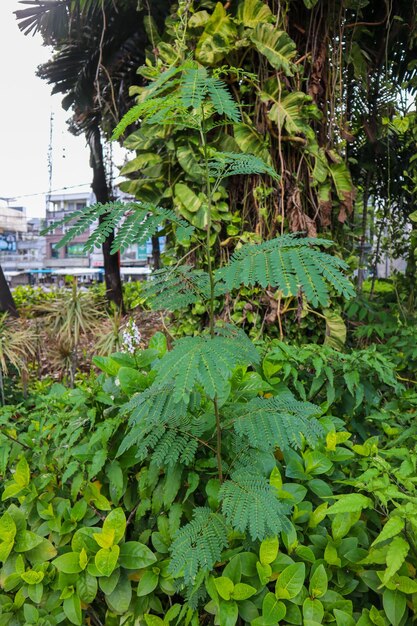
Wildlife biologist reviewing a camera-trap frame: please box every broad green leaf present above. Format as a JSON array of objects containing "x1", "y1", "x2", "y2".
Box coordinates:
[
  {"x1": 260, "y1": 536, "x2": 279, "y2": 565},
  {"x1": 384, "y1": 537, "x2": 409, "y2": 583},
  {"x1": 250, "y1": 23, "x2": 297, "y2": 75},
  {"x1": 261, "y1": 592, "x2": 286, "y2": 623},
  {"x1": 1, "y1": 482, "x2": 25, "y2": 501},
  {"x1": 76, "y1": 571, "x2": 98, "y2": 604},
  {"x1": 188, "y1": 10, "x2": 210, "y2": 29},
  {"x1": 0, "y1": 513, "x2": 16, "y2": 544},
  {"x1": 0, "y1": 541, "x2": 13, "y2": 563},
  {"x1": 231, "y1": 582, "x2": 257, "y2": 601},
  {"x1": 103, "y1": 508, "x2": 126, "y2": 544},
  {"x1": 266, "y1": 91, "x2": 311, "y2": 136},
  {"x1": 382, "y1": 589, "x2": 406, "y2": 626},
  {"x1": 63, "y1": 593, "x2": 82, "y2": 626},
  {"x1": 14, "y1": 456, "x2": 30, "y2": 487},
  {"x1": 144, "y1": 617, "x2": 165, "y2": 626},
  {"x1": 93, "y1": 528, "x2": 115, "y2": 549},
  {"x1": 118, "y1": 367, "x2": 148, "y2": 394},
  {"x1": 324, "y1": 541, "x2": 341, "y2": 567},
  {"x1": 79, "y1": 548, "x2": 88, "y2": 570},
  {"x1": 324, "y1": 309, "x2": 347, "y2": 350},
  {"x1": 309, "y1": 564, "x2": 328, "y2": 598},
  {"x1": 371, "y1": 517, "x2": 404, "y2": 547},
  {"x1": 53, "y1": 552, "x2": 83, "y2": 574},
  {"x1": 396, "y1": 576, "x2": 417, "y2": 594},
  {"x1": 20, "y1": 570, "x2": 44, "y2": 585},
  {"x1": 196, "y1": 2, "x2": 237, "y2": 65},
  {"x1": 234, "y1": 123, "x2": 272, "y2": 166},
  {"x1": 219, "y1": 599, "x2": 239, "y2": 626},
  {"x1": 275, "y1": 562, "x2": 305, "y2": 600},
  {"x1": 174, "y1": 183, "x2": 203, "y2": 214},
  {"x1": 14, "y1": 531, "x2": 43, "y2": 553},
  {"x1": 95, "y1": 545, "x2": 120, "y2": 577},
  {"x1": 118, "y1": 541, "x2": 156, "y2": 569},
  {"x1": 214, "y1": 576, "x2": 234, "y2": 600},
  {"x1": 303, "y1": 598, "x2": 324, "y2": 622},
  {"x1": 23, "y1": 604, "x2": 39, "y2": 624},
  {"x1": 99, "y1": 567, "x2": 120, "y2": 595},
  {"x1": 106, "y1": 573, "x2": 132, "y2": 613},
  {"x1": 304, "y1": 451, "x2": 332, "y2": 476},
  {"x1": 326, "y1": 494, "x2": 372, "y2": 515},
  {"x1": 237, "y1": 0, "x2": 273, "y2": 27},
  {"x1": 27, "y1": 582, "x2": 43, "y2": 604},
  {"x1": 106, "y1": 461, "x2": 124, "y2": 504},
  {"x1": 334, "y1": 609, "x2": 356, "y2": 626},
  {"x1": 137, "y1": 570, "x2": 159, "y2": 596}
]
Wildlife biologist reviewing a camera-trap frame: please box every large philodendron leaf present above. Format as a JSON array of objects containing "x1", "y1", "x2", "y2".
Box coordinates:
[
  {"x1": 196, "y1": 2, "x2": 237, "y2": 65},
  {"x1": 328, "y1": 161, "x2": 355, "y2": 222},
  {"x1": 266, "y1": 91, "x2": 313, "y2": 137},
  {"x1": 250, "y1": 23, "x2": 297, "y2": 75},
  {"x1": 236, "y1": 0, "x2": 274, "y2": 28},
  {"x1": 234, "y1": 122, "x2": 273, "y2": 166}
]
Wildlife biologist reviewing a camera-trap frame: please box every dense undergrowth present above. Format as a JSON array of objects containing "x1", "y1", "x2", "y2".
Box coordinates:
[{"x1": 1, "y1": 312, "x2": 417, "y2": 626}]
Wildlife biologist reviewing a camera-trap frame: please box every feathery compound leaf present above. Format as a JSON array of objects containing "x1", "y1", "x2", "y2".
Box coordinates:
[
  {"x1": 143, "y1": 266, "x2": 211, "y2": 311},
  {"x1": 110, "y1": 206, "x2": 193, "y2": 254},
  {"x1": 206, "y1": 78, "x2": 241, "y2": 122},
  {"x1": 181, "y1": 67, "x2": 209, "y2": 109},
  {"x1": 84, "y1": 204, "x2": 128, "y2": 252},
  {"x1": 169, "y1": 508, "x2": 228, "y2": 583},
  {"x1": 117, "y1": 384, "x2": 187, "y2": 457},
  {"x1": 155, "y1": 332, "x2": 260, "y2": 404},
  {"x1": 216, "y1": 235, "x2": 355, "y2": 307},
  {"x1": 220, "y1": 470, "x2": 291, "y2": 540},
  {"x1": 43, "y1": 202, "x2": 123, "y2": 250},
  {"x1": 208, "y1": 152, "x2": 279, "y2": 181},
  {"x1": 118, "y1": 383, "x2": 204, "y2": 468},
  {"x1": 232, "y1": 393, "x2": 323, "y2": 452}
]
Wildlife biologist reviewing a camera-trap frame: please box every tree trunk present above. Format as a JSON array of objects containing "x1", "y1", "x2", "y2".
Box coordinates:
[
  {"x1": 0, "y1": 266, "x2": 18, "y2": 317},
  {"x1": 151, "y1": 235, "x2": 161, "y2": 270},
  {"x1": 87, "y1": 124, "x2": 125, "y2": 312}
]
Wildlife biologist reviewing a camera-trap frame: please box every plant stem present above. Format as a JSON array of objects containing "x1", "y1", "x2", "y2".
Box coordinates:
[
  {"x1": 199, "y1": 117, "x2": 223, "y2": 481},
  {"x1": 199, "y1": 122, "x2": 215, "y2": 337},
  {"x1": 214, "y1": 397, "x2": 223, "y2": 483}
]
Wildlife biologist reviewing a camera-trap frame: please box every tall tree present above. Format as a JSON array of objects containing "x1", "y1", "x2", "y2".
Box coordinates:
[{"x1": 15, "y1": 0, "x2": 168, "y2": 308}]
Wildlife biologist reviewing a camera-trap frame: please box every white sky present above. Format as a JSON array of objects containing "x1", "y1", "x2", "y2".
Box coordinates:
[{"x1": 0, "y1": 0, "x2": 120, "y2": 217}]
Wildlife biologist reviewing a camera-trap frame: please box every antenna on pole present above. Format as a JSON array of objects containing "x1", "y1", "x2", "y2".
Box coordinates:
[{"x1": 46, "y1": 112, "x2": 54, "y2": 212}]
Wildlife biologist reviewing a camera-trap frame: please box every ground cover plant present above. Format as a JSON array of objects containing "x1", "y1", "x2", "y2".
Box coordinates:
[{"x1": 1, "y1": 60, "x2": 417, "y2": 626}]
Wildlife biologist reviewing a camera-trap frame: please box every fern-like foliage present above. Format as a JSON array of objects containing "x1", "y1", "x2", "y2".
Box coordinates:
[
  {"x1": 206, "y1": 78, "x2": 241, "y2": 122},
  {"x1": 117, "y1": 383, "x2": 207, "y2": 468},
  {"x1": 45, "y1": 202, "x2": 194, "y2": 254},
  {"x1": 41, "y1": 202, "x2": 126, "y2": 247},
  {"x1": 216, "y1": 234, "x2": 355, "y2": 307},
  {"x1": 231, "y1": 392, "x2": 323, "y2": 452},
  {"x1": 219, "y1": 469, "x2": 291, "y2": 540},
  {"x1": 154, "y1": 330, "x2": 260, "y2": 403},
  {"x1": 142, "y1": 265, "x2": 211, "y2": 311},
  {"x1": 168, "y1": 507, "x2": 228, "y2": 583},
  {"x1": 208, "y1": 152, "x2": 279, "y2": 181},
  {"x1": 181, "y1": 67, "x2": 210, "y2": 110},
  {"x1": 111, "y1": 206, "x2": 193, "y2": 253}
]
